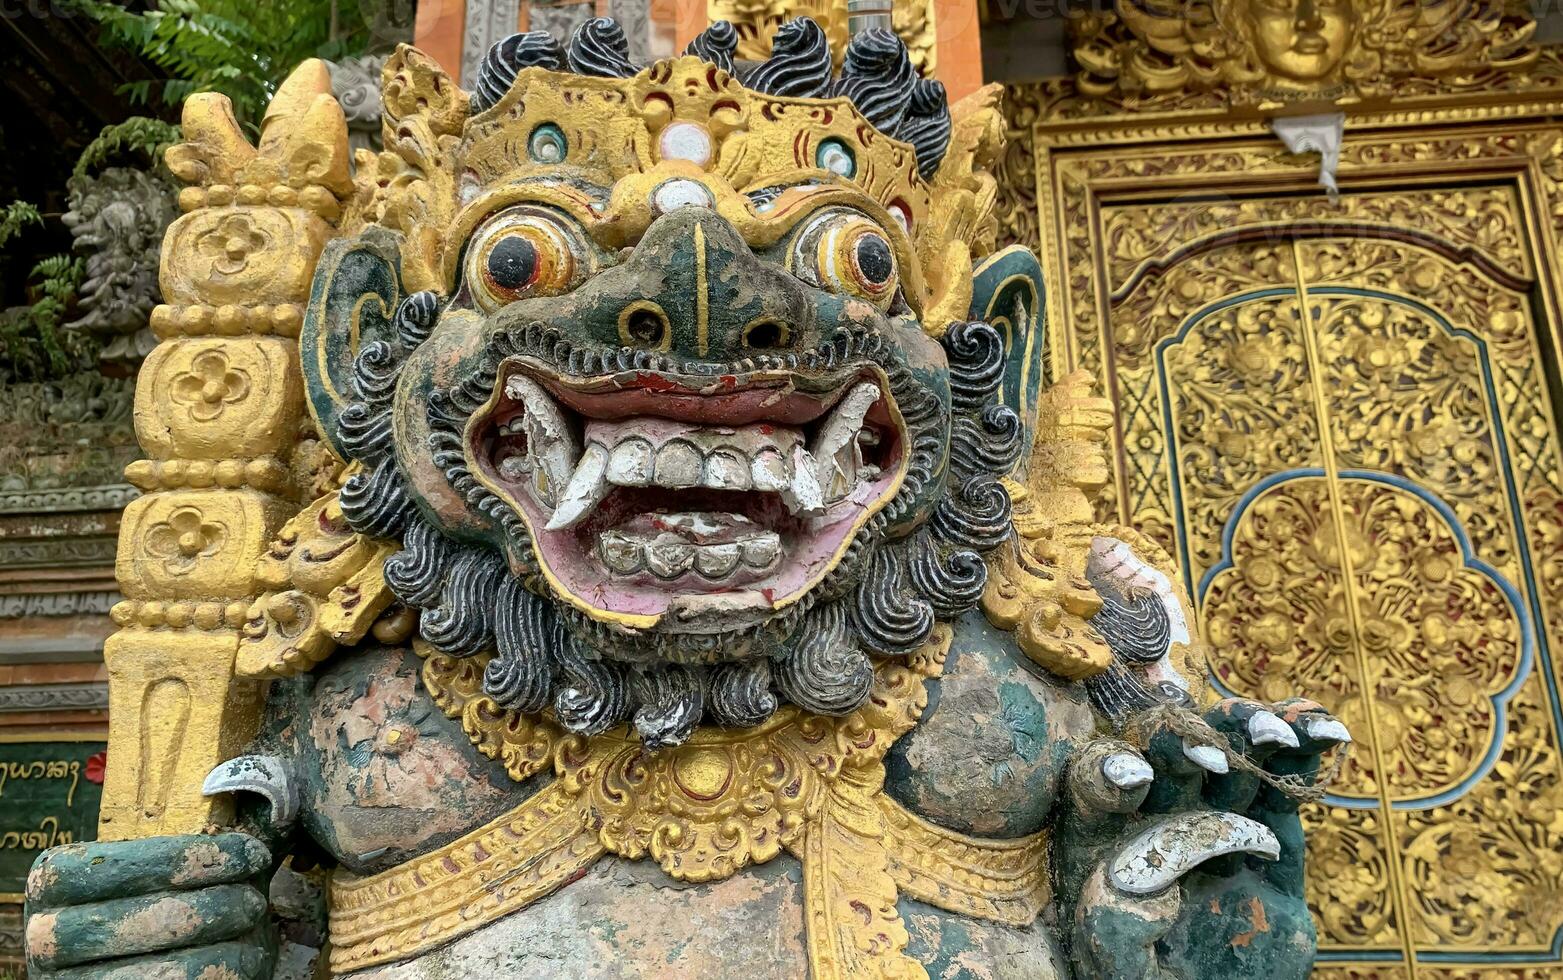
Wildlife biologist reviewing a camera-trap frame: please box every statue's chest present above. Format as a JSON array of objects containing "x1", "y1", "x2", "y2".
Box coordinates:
[
  {"x1": 884, "y1": 612, "x2": 1096, "y2": 838},
  {"x1": 339, "y1": 853, "x2": 1068, "y2": 980}
]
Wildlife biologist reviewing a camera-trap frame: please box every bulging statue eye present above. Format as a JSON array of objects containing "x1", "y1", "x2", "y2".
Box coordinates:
[
  {"x1": 789, "y1": 209, "x2": 899, "y2": 309},
  {"x1": 465, "y1": 207, "x2": 584, "y2": 310}
]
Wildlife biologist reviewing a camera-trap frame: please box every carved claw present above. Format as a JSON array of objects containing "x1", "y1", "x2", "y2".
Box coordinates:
[
  {"x1": 1303, "y1": 716, "x2": 1351, "y2": 744},
  {"x1": 1103, "y1": 752, "x2": 1155, "y2": 790},
  {"x1": 1247, "y1": 710, "x2": 1300, "y2": 748},
  {"x1": 202, "y1": 754, "x2": 298, "y2": 829},
  {"x1": 1181, "y1": 739, "x2": 1229, "y2": 774},
  {"x1": 1109, "y1": 811, "x2": 1280, "y2": 896}
]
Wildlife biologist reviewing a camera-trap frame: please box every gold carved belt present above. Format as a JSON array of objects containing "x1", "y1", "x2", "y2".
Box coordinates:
[{"x1": 328, "y1": 627, "x2": 1051, "y2": 977}]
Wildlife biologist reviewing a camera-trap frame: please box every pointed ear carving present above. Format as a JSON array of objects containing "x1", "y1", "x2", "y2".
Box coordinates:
[
  {"x1": 301, "y1": 226, "x2": 405, "y2": 460},
  {"x1": 969, "y1": 244, "x2": 1048, "y2": 460}
]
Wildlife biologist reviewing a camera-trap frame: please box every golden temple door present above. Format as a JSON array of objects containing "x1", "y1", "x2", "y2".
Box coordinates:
[{"x1": 1012, "y1": 109, "x2": 1563, "y2": 975}]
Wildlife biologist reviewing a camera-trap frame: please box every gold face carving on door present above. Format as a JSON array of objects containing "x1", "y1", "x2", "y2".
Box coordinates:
[
  {"x1": 1068, "y1": 0, "x2": 1536, "y2": 106},
  {"x1": 1243, "y1": 0, "x2": 1357, "y2": 81}
]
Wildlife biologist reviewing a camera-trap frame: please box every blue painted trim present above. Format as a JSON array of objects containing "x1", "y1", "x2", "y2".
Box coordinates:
[
  {"x1": 1316, "y1": 928, "x2": 1563, "y2": 966},
  {"x1": 1317, "y1": 949, "x2": 1405, "y2": 963},
  {"x1": 1149, "y1": 280, "x2": 1563, "y2": 968},
  {"x1": 1155, "y1": 285, "x2": 1560, "y2": 812}
]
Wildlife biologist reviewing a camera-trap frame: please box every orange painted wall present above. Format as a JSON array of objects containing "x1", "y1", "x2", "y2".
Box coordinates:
[
  {"x1": 413, "y1": 0, "x2": 466, "y2": 81},
  {"x1": 932, "y1": 0, "x2": 983, "y2": 104}
]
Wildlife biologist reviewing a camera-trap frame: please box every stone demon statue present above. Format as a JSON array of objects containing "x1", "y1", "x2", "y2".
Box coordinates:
[{"x1": 24, "y1": 18, "x2": 1349, "y2": 979}]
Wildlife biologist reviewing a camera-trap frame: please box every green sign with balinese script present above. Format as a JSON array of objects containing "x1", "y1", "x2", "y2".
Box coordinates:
[{"x1": 0, "y1": 737, "x2": 106, "y2": 899}]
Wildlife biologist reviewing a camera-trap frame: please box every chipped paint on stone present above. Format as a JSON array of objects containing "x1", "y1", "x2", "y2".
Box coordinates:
[
  {"x1": 900, "y1": 896, "x2": 1068, "y2": 980},
  {"x1": 302, "y1": 645, "x2": 531, "y2": 874},
  {"x1": 350, "y1": 855, "x2": 810, "y2": 979},
  {"x1": 885, "y1": 609, "x2": 1093, "y2": 837}
]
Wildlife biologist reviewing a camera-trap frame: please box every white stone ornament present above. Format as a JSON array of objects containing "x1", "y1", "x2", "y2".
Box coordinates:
[
  {"x1": 1272, "y1": 111, "x2": 1345, "y2": 201},
  {"x1": 652, "y1": 179, "x2": 715, "y2": 215},
  {"x1": 1110, "y1": 812, "x2": 1281, "y2": 896},
  {"x1": 659, "y1": 122, "x2": 715, "y2": 167}
]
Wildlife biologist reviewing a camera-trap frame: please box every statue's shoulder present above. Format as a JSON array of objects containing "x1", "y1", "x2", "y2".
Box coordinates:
[
  {"x1": 296, "y1": 642, "x2": 540, "y2": 874},
  {"x1": 884, "y1": 609, "x2": 1095, "y2": 838}
]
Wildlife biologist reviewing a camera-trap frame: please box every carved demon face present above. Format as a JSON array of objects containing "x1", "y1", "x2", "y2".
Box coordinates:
[{"x1": 309, "y1": 19, "x2": 1045, "y2": 747}]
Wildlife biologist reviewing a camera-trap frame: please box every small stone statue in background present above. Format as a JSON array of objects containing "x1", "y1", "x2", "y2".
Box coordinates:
[{"x1": 61, "y1": 166, "x2": 178, "y2": 368}]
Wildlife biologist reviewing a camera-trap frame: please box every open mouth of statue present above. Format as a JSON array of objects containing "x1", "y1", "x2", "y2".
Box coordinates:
[{"x1": 467, "y1": 358, "x2": 907, "y2": 629}]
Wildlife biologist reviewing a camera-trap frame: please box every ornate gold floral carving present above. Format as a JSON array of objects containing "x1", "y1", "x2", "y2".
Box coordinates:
[
  {"x1": 328, "y1": 630, "x2": 968, "y2": 973},
  {"x1": 418, "y1": 647, "x2": 566, "y2": 787},
  {"x1": 1021, "y1": 112, "x2": 1563, "y2": 966},
  {"x1": 878, "y1": 794, "x2": 1050, "y2": 926},
  {"x1": 237, "y1": 489, "x2": 397, "y2": 679},
  {"x1": 797, "y1": 765, "x2": 926, "y2": 980},
  {"x1": 1067, "y1": 0, "x2": 1536, "y2": 110},
  {"x1": 327, "y1": 779, "x2": 605, "y2": 973},
  {"x1": 418, "y1": 628, "x2": 948, "y2": 882}
]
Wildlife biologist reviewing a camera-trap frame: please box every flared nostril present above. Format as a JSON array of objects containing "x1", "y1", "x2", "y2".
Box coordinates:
[
  {"x1": 741, "y1": 319, "x2": 791, "y2": 351},
  {"x1": 619, "y1": 302, "x2": 671, "y2": 351}
]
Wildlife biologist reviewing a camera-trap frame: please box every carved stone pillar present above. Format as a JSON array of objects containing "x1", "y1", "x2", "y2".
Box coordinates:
[{"x1": 100, "y1": 63, "x2": 352, "y2": 840}]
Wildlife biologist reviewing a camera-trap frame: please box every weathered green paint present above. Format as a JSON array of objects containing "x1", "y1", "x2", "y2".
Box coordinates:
[
  {"x1": 27, "y1": 883, "x2": 266, "y2": 969},
  {"x1": 45, "y1": 936, "x2": 273, "y2": 980},
  {"x1": 885, "y1": 610, "x2": 1091, "y2": 838},
  {"x1": 899, "y1": 895, "x2": 1068, "y2": 979},
  {"x1": 1161, "y1": 869, "x2": 1316, "y2": 980},
  {"x1": 27, "y1": 834, "x2": 269, "y2": 907},
  {"x1": 300, "y1": 227, "x2": 404, "y2": 461},
  {"x1": 969, "y1": 243, "x2": 1048, "y2": 466}
]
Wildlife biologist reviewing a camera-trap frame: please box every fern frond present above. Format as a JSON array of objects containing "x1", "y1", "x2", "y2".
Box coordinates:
[
  {"x1": 73, "y1": 117, "x2": 182, "y2": 178},
  {"x1": 0, "y1": 201, "x2": 43, "y2": 249}
]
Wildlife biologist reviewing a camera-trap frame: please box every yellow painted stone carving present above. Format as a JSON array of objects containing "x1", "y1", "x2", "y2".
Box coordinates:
[
  {"x1": 100, "y1": 58, "x2": 354, "y2": 840},
  {"x1": 237, "y1": 488, "x2": 398, "y2": 679}
]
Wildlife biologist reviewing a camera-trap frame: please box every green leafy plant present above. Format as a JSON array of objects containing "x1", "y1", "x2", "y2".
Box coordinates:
[
  {"x1": 74, "y1": 117, "x2": 183, "y2": 179},
  {"x1": 0, "y1": 201, "x2": 43, "y2": 250},
  {"x1": 0, "y1": 254, "x2": 88, "y2": 382},
  {"x1": 70, "y1": 0, "x2": 378, "y2": 132}
]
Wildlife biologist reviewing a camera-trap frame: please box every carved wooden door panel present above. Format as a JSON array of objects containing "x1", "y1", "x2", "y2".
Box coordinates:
[{"x1": 1102, "y1": 185, "x2": 1563, "y2": 975}]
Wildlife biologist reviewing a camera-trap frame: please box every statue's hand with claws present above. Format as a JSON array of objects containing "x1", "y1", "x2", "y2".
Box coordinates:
[
  {"x1": 23, "y1": 834, "x2": 277, "y2": 980},
  {"x1": 1057, "y1": 697, "x2": 1351, "y2": 979}
]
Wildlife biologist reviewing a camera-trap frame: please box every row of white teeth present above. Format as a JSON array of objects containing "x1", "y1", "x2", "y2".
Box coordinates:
[
  {"x1": 598, "y1": 528, "x2": 782, "y2": 580},
  {"x1": 498, "y1": 376, "x2": 883, "y2": 531}
]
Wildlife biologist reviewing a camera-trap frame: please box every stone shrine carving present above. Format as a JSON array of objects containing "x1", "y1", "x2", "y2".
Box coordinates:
[{"x1": 22, "y1": 17, "x2": 1349, "y2": 979}]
